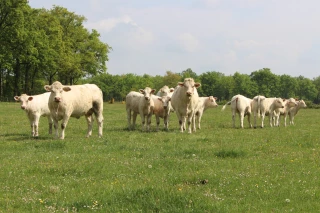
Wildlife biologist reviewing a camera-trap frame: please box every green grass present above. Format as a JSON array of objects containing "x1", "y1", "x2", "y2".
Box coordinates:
[{"x1": 0, "y1": 102, "x2": 320, "y2": 212}]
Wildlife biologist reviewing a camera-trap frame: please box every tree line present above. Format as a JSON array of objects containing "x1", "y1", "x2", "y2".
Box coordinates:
[
  {"x1": 1, "y1": 1, "x2": 320, "y2": 105},
  {"x1": 83, "y1": 68, "x2": 320, "y2": 105}
]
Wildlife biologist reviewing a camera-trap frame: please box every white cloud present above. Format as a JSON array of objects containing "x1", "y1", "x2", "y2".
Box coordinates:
[
  {"x1": 176, "y1": 33, "x2": 200, "y2": 53},
  {"x1": 86, "y1": 15, "x2": 137, "y2": 32}
]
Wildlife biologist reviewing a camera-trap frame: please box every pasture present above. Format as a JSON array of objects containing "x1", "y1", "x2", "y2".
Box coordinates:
[{"x1": 0, "y1": 101, "x2": 319, "y2": 212}]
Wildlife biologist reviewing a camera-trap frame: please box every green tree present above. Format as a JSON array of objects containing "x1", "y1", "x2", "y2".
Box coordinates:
[
  {"x1": 162, "y1": 71, "x2": 181, "y2": 88},
  {"x1": 250, "y1": 68, "x2": 280, "y2": 97},
  {"x1": 232, "y1": 72, "x2": 258, "y2": 98},
  {"x1": 278, "y1": 74, "x2": 298, "y2": 98},
  {"x1": 296, "y1": 76, "x2": 317, "y2": 101},
  {"x1": 312, "y1": 76, "x2": 320, "y2": 104}
]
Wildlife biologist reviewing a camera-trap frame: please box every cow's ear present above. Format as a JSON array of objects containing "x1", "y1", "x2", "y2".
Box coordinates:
[
  {"x1": 214, "y1": 97, "x2": 218, "y2": 100},
  {"x1": 169, "y1": 88, "x2": 174, "y2": 92},
  {"x1": 195, "y1": 83, "x2": 201, "y2": 88},
  {"x1": 158, "y1": 97, "x2": 162, "y2": 101},
  {"x1": 63, "y1": 86, "x2": 71, "y2": 92},
  {"x1": 28, "y1": 97, "x2": 33, "y2": 101},
  {"x1": 283, "y1": 98, "x2": 286, "y2": 102},
  {"x1": 151, "y1": 89, "x2": 156, "y2": 94},
  {"x1": 295, "y1": 98, "x2": 299, "y2": 101},
  {"x1": 14, "y1": 96, "x2": 20, "y2": 101},
  {"x1": 44, "y1": 85, "x2": 51, "y2": 92},
  {"x1": 139, "y1": 89, "x2": 144, "y2": 94},
  {"x1": 178, "y1": 82, "x2": 184, "y2": 87}
]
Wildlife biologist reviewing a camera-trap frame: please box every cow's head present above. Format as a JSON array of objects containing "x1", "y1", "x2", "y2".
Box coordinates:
[
  {"x1": 298, "y1": 100, "x2": 307, "y2": 108},
  {"x1": 44, "y1": 81, "x2": 71, "y2": 103},
  {"x1": 14, "y1": 94, "x2": 33, "y2": 110},
  {"x1": 274, "y1": 98, "x2": 285, "y2": 108},
  {"x1": 158, "y1": 96, "x2": 171, "y2": 110},
  {"x1": 178, "y1": 78, "x2": 201, "y2": 97},
  {"x1": 286, "y1": 98, "x2": 298, "y2": 107},
  {"x1": 139, "y1": 87, "x2": 156, "y2": 102},
  {"x1": 208, "y1": 96, "x2": 218, "y2": 107}
]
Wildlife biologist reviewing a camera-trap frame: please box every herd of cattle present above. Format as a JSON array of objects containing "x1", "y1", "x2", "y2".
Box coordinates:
[{"x1": 13, "y1": 78, "x2": 307, "y2": 139}]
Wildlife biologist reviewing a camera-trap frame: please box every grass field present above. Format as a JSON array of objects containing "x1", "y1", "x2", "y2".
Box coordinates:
[{"x1": 0, "y1": 101, "x2": 319, "y2": 212}]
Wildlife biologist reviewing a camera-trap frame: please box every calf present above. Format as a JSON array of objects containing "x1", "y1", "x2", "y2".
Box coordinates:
[
  {"x1": 126, "y1": 87, "x2": 156, "y2": 131},
  {"x1": 194, "y1": 96, "x2": 218, "y2": 129},
  {"x1": 44, "y1": 81, "x2": 103, "y2": 139},
  {"x1": 152, "y1": 95, "x2": 171, "y2": 131},
  {"x1": 14, "y1": 92, "x2": 53, "y2": 137},
  {"x1": 273, "y1": 98, "x2": 297, "y2": 126},
  {"x1": 251, "y1": 96, "x2": 286, "y2": 128},
  {"x1": 287, "y1": 100, "x2": 307, "y2": 125},
  {"x1": 222, "y1": 94, "x2": 252, "y2": 128},
  {"x1": 170, "y1": 78, "x2": 201, "y2": 133}
]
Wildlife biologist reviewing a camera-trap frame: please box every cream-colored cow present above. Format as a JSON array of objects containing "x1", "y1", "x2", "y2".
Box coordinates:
[
  {"x1": 44, "y1": 81, "x2": 103, "y2": 139},
  {"x1": 126, "y1": 87, "x2": 156, "y2": 131},
  {"x1": 222, "y1": 94, "x2": 253, "y2": 128},
  {"x1": 14, "y1": 92, "x2": 53, "y2": 137}
]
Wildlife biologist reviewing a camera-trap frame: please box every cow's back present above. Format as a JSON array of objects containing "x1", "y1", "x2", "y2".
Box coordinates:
[{"x1": 126, "y1": 91, "x2": 143, "y2": 113}]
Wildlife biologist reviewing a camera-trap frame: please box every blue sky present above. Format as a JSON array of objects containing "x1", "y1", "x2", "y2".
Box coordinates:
[{"x1": 29, "y1": 0, "x2": 320, "y2": 79}]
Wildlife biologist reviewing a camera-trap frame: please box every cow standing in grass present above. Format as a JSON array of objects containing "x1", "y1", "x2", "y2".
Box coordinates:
[
  {"x1": 251, "y1": 95, "x2": 286, "y2": 128},
  {"x1": 194, "y1": 96, "x2": 218, "y2": 129},
  {"x1": 44, "y1": 81, "x2": 104, "y2": 139},
  {"x1": 152, "y1": 95, "x2": 172, "y2": 131},
  {"x1": 288, "y1": 100, "x2": 307, "y2": 125},
  {"x1": 273, "y1": 98, "x2": 297, "y2": 126},
  {"x1": 222, "y1": 94, "x2": 253, "y2": 128},
  {"x1": 14, "y1": 93, "x2": 53, "y2": 137},
  {"x1": 170, "y1": 78, "x2": 201, "y2": 133},
  {"x1": 126, "y1": 87, "x2": 156, "y2": 131}
]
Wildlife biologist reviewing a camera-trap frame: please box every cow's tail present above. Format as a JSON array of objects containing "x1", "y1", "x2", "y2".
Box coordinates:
[
  {"x1": 257, "y1": 96, "x2": 261, "y2": 118},
  {"x1": 221, "y1": 101, "x2": 232, "y2": 111}
]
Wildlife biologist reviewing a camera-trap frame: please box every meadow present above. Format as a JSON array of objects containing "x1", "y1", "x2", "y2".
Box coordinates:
[{"x1": 0, "y1": 101, "x2": 319, "y2": 212}]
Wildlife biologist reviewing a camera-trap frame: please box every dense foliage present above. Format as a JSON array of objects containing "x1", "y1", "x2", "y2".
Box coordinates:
[
  {"x1": 1, "y1": 1, "x2": 320, "y2": 105},
  {"x1": 0, "y1": 0, "x2": 111, "y2": 100}
]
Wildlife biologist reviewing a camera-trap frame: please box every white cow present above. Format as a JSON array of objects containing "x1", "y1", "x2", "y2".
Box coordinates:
[
  {"x1": 194, "y1": 96, "x2": 218, "y2": 129},
  {"x1": 44, "y1": 81, "x2": 104, "y2": 139},
  {"x1": 287, "y1": 99, "x2": 307, "y2": 125},
  {"x1": 126, "y1": 87, "x2": 156, "y2": 131},
  {"x1": 14, "y1": 92, "x2": 53, "y2": 137},
  {"x1": 252, "y1": 95, "x2": 286, "y2": 128},
  {"x1": 156, "y1": 85, "x2": 175, "y2": 112},
  {"x1": 152, "y1": 95, "x2": 171, "y2": 131},
  {"x1": 156, "y1": 85, "x2": 175, "y2": 97},
  {"x1": 222, "y1": 94, "x2": 253, "y2": 128},
  {"x1": 273, "y1": 98, "x2": 297, "y2": 126},
  {"x1": 171, "y1": 78, "x2": 201, "y2": 133}
]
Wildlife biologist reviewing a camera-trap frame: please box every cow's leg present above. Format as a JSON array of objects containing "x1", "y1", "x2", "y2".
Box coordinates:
[
  {"x1": 156, "y1": 115, "x2": 160, "y2": 131},
  {"x1": 53, "y1": 117, "x2": 59, "y2": 139},
  {"x1": 34, "y1": 114, "x2": 41, "y2": 137},
  {"x1": 232, "y1": 111, "x2": 236, "y2": 128},
  {"x1": 164, "y1": 115, "x2": 168, "y2": 131},
  {"x1": 261, "y1": 113, "x2": 265, "y2": 128},
  {"x1": 95, "y1": 111, "x2": 103, "y2": 138},
  {"x1": 239, "y1": 112, "x2": 244, "y2": 128},
  {"x1": 132, "y1": 112, "x2": 137, "y2": 130},
  {"x1": 176, "y1": 111, "x2": 184, "y2": 132},
  {"x1": 147, "y1": 114, "x2": 152, "y2": 132},
  {"x1": 247, "y1": 114, "x2": 252, "y2": 128},
  {"x1": 140, "y1": 114, "x2": 146, "y2": 131},
  {"x1": 126, "y1": 108, "x2": 132, "y2": 130},
  {"x1": 29, "y1": 117, "x2": 35, "y2": 136},
  {"x1": 269, "y1": 114, "x2": 273, "y2": 127},
  {"x1": 253, "y1": 112, "x2": 257, "y2": 128},
  {"x1": 284, "y1": 114, "x2": 287, "y2": 127},
  {"x1": 187, "y1": 113, "x2": 194, "y2": 133},
  {"x1": 197, "y1": 114, "x2": 202, "y2": 130},
  {"x1": 48, "y1": 116, "x2": 53, "y2": 134},
  {"x1": 60, "y1": 115, "x2": 70, "y2": 139},
  {"x1": 85, "y1": 115, "x2": 93, "y2": 138}
]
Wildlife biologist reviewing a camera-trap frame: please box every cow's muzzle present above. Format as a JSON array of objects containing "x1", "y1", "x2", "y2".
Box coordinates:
[{"x1": 54, "y1": 97, "x2": 61, "y2": 102}]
